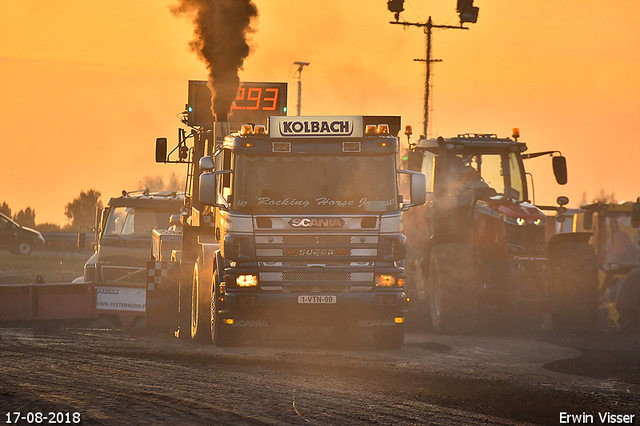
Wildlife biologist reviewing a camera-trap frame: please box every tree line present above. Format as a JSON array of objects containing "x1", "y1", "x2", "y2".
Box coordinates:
[
  {"x1": 2, "y1": 173, "x2": 184, "y2": 232},
  {"x1": 1, "y1": 189, "x2": 102, "y2": 232}
]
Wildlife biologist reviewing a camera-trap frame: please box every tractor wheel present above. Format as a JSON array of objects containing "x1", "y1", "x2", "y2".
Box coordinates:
[
  {"x1": 616, "y1": 268, "x2": 640, "y2": 334},
  {"x1": 210, "y1": 274, "x2": 236, "y2": 347},
  {"x1": 429, "y1": 243, "x2": 478, "y2": 335},
  {"x1": 548, "y1": 242, "x2": 599, "y2": 331},
  {"x1": 190, "y1": 258, "x2": 212, "y2": 342},
  {"x1": 372, "y1": 323, "x2": 405, "y2": 350}
]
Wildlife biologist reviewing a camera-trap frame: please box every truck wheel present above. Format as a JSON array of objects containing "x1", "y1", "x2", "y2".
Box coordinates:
[
  {"x1": 177, "y1": 278, "x2": 192, "y2": 340},
  {"x1": 548, "y1": 242, "x2": 599, "y2": 331},
  {"x1": 372, "y1": 324, "x2": 404, "y2": 350},
  {"x1": 616, "y1": 268, "x2": 640, "y2": 334},
  {"x1": 14, "y1": 240, "x2": 33, "y2": 256},
  {"x1": 190, "y1": 259, "x2": 212, "y2": 342},
  {"x1": 210, "y1": 275, "x2": 235, "y2": 347},
  {"x1": 429, "y1": 243, "x2": 478, "y2": 335}
]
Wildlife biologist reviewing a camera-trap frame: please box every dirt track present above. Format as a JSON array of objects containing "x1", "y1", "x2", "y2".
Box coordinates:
[{"x1": 1, "y1": 327, "x2": 639, "y2": 425}]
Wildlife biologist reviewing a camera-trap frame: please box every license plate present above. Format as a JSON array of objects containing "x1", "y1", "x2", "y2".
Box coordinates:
[{"x1": 298, "y1": 295, "x2": 337, "y2": 304}]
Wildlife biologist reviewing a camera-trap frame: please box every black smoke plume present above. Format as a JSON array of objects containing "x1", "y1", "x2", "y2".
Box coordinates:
[{"x1": 172, "y1": 0, "x2": 258, "y2": 121}]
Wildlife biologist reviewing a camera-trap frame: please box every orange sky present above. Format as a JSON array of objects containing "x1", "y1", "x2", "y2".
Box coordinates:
[{"x1": 1, "y1": 1, "x2": 639, "y2": 225}]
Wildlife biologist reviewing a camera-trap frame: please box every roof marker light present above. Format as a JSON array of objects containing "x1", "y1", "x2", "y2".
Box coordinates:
[
  {"x1": 240, "y1": 124, "x2": 253, "y2": 135},
  {"x1": 377, "y1": 124, "x2": 390, "y2": 135},
  {"x1": 365, "y1": 125, "x2": 377, "y2": 135}
]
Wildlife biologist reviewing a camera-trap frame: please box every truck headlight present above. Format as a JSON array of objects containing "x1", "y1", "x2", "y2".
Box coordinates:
[{"x1": 236, "y1": 274, "x2": 258, "y2": 287}]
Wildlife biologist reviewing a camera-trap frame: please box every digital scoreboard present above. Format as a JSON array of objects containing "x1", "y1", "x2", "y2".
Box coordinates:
[{"x1": 187, "y1": 80, "x2": 288, "y2": 128}]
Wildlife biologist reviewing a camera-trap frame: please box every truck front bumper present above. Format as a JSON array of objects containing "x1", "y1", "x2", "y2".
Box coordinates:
[{"x1": 220, "y1": 290, "x2": 408, "y2": 328}]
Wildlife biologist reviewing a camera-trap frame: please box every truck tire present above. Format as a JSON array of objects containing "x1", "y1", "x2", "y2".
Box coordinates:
[
  {"x1": 13, "y1": 240, "x2": 33, "y2": 256},
  {"x1": 548, "y1": 242, "x2": 599, "y2": 331},
  {"x1": 190, "y1": 258, "x2": 212, "y2": 342},
  {"x1": 372, "y1": 324, "x2": 404, "y2": 350},
  {"x1": 210, "y1": 274, "x2": 236, "y2": 347},
  {"x1": 177, "y1": 277, "x2": 192, "y2": 340},
  {"x1": 429, "y1": 243, "x2": 478, "y2": 335},
  {"x1": 616, "y1": 268, "x2": 640, "y2": 334}
]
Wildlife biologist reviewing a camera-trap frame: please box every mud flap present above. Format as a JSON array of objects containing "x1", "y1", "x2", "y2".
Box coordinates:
[{"x1": 145, "y1": 260, "x2": 180, "y2": 332}]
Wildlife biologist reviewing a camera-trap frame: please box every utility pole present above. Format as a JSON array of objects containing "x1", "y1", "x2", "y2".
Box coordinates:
[
  {"x1": 387, "y1": 0, "x2": 478, "y2": 138},
  {"x1": 390, "y1": 18, "x2": 467, "y2": 139},
  {"x1": 293, "y1": 61, "x2": 310, "y2": 116}
]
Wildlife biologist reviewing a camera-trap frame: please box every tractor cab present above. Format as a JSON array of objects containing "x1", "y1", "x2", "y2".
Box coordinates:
[
  {"x1": 409, "y1": 133, "x2": 566, "y2": 256},
  {"x1": 573, "y1": 199, "x2": 640, "y2": 332}
]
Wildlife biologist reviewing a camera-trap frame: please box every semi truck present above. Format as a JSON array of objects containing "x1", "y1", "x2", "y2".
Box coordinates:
[{"x1": 149, "y1": 107, "x2": 426, "y2": 349}]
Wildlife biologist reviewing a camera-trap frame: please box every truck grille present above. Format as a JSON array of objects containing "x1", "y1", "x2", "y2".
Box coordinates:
[
  {"x1": 505, "y1": 224, "x2": 545, "y2": 255},
  {"x1": 284, "y1": 284, "x2": 348, "y2": 293},
  {"x1": 282, "y1": 271, "x2": 351, "y2": 282},
  {"x1": 283, "y1": 235, "x2": 351, "y2": 244},
  {"x1": 280, "y1": 261, "x2": 352, "y2": 267},
  {"x1": 255, "y1": 233, "x2": 378, "y2": 259},
  {"x1": 284, "y1": 248, "x2": 352, "y2": 257},
  {"x1": 259, "y1": 271, "x2": 374, "y2": 284}
]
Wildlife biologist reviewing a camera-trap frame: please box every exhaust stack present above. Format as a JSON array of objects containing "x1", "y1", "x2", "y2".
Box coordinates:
[{"x1": 214, "y1": 120, "x2": 230, "y2": 146}]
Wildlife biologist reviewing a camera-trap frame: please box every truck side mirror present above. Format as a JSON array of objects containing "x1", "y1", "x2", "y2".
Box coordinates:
[
  {"x1": 409, "y1": 173, "x2": 427, "y2": 206},
  {"x1": 78, "y1": 232, "x2": 86, "y2": 251},
  {"x1": 199, "y1": 173, "x2": 217, "y2": 206},
  {"x1": 199, "y1": 156, "x2": 214, "y2": 171},
  {"x1": 155, "y1": 138, "x2": 168, "y2": 163},
  {"x1": 100, "y1": 207, "x2": 110, "y2": 240},
  {"x1": 552, "y1": 156, "x2": 567, "y2": 185}
]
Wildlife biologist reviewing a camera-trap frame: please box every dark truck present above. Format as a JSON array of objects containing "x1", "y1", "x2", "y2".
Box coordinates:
[{"x1": 150, "y1": 115, "x2": 426, "y2": 349}]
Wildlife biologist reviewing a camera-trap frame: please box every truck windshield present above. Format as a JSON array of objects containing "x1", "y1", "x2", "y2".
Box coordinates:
[
  {"x1": 233, "y1": 154, "x2": 398, "y2": 214},
  {"x1": 103, "y1": 207, "x2": 173, "y2": 236}
]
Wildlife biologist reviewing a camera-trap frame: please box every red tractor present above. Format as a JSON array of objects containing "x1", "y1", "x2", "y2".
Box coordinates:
[{"x1": 405, "y1": 131, "x2": 598, "y2": 334}]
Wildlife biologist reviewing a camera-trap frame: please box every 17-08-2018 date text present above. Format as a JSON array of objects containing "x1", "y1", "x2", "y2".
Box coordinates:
[{"x1": 5, "y1": 412, "x2": 81, "y2": 424}]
